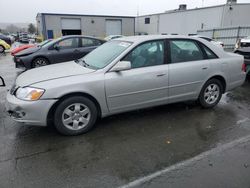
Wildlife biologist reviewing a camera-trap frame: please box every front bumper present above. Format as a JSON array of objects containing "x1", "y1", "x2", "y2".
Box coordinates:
[
  {"x1": 6, "y1": 91, "x2": 57, "y2": 126},
  {"x1": 13, "y1": 56, "x2": 26, "y2": 69}
]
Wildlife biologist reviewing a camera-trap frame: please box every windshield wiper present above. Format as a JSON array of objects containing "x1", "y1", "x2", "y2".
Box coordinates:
[{"x1": 75, "y1": 59, "x2": 90, "y2": 67}]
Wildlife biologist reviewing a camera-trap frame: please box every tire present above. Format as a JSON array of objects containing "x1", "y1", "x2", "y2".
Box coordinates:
[
  {"x1": 54, "y1": 96, "x2": 98, "y2": 136},
  {"x1": 199, "y1": 79, "x2": 223, "y2": 108},
  {"x1": 0, "y1": 45, "x2": 5, "y2": 53},
  {"x1": 32, "y1": 57, "x2": 49, "y2": 68}
]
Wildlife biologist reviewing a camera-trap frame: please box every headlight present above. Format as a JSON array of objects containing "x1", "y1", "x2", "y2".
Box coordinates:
[{"x1": 15, "y1": 87, "x2": 45, "y2": 101}]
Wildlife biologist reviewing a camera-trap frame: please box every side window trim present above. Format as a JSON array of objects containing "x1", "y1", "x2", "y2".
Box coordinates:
[{"x1": 198, "y1": 42, "x2": 219, "y2": 59}]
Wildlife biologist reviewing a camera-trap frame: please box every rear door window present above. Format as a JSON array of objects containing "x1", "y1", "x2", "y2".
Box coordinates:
[
  {"x1": 169, "y1": 40, "x2": 204, "y2": 63},
  {"x1": 57, "y1": 38, "x2": 79, "y2": 49}
]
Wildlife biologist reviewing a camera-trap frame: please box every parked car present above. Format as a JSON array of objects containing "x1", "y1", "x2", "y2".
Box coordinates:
[
  {"x1": 192, "y1": 35, "x2": 224, "y2": 49},
  {"x1": 11, "y1": 39, "x2": 53, "y2": 56},
  {"x1": 14, "y1": 35, "x2": 106, "y2": 69},
  {"x1": 6, "y1": 35, "x2": 246, "y2": 135},
  {"x1": 234, "y1": 37, "x2": 250, "y2": 75},
  {"x1": 0, "y1": 34, "x2": 12, "y2": 46},
  {"x1": 18, "y1": 32, "x2": 29, "y2": 43},
  {"x1": 0, "y1": 39, "x2": 11, "y2": 53},
  {"x1": 105, "y1": 35, "x2": 124, "y2": 41}
]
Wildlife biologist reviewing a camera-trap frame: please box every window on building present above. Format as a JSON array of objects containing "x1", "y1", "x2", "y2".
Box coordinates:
[{"x1": 145, "y1": 18, "x2": 150, "y2": 24}]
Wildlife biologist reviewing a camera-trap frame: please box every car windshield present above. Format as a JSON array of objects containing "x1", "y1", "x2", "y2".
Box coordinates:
[
  {"x1": 78, "y1": 40, "x2": 132, "y2": 69},
  {"x1": 42, "y1": 37, "x2": 61, "y2": 48},
  {"x1": 38, "y1": 39, "x2": 52, "y2": 47}
]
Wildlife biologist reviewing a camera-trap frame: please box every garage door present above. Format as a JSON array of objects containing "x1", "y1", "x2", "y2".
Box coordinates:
[
  {"x1": 61, "y1": 18, "x2": 81, "y2": 30},
  {"x1": 61, "y1": 18, "x2": 81, "y2": 36},
  {"x1": 106, "y1": 20, "x2": 122, "y2": 36}
]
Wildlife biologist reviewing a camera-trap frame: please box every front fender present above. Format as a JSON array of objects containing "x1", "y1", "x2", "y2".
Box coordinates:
[{"x1": 30, "y1": 73, "x2": 109, "y2": 116}]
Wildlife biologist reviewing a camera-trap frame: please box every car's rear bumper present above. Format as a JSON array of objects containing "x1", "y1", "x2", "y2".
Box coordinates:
[{"x1": 6, "y1": 91, "x2": 57, "y2": 126}]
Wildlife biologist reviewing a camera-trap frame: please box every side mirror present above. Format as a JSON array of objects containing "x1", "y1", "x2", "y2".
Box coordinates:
[
  {"x1": 0, "y1": 76, "x2": 5, "y2": 87},
  {"x1": 110, "y1": 61, "x2": 131, "y2": 72},
  {"x1": 54, "y1": 44, "x2": 60, "y2": 51}
]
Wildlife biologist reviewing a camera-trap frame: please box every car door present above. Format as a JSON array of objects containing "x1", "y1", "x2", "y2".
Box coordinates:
[
  {"x1": 105, "y1": 40, "x2": 169, "y2": 113},
  {"x1": 78, "y1": 38, "x2": 102, "y2": 58},
  {"x1": 48, "y1": 37, "x2": 80, "y2": 63},
  {"x1": 168, "y1": 39, "x2": 210, "y2": 103}
]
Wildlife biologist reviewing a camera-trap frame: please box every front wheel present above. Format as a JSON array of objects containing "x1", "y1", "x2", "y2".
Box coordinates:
[
  {"x1": 32, "y1": 57, "x2": 49, "y2": 68},
  {"x1": 54, "y1": 96, "x2": 98, "y2": 136},
  {"x1": 0, "y1": 45, "x2": 5, "y2": 53},
  {"x1": 199, "y1": 79, "x2": 223, "y2": 108}
]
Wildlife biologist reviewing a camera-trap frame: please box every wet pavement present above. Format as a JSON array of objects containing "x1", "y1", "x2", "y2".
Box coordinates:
[{"x1": 0, "y1": 54, "x2": 250, "y2": 188}]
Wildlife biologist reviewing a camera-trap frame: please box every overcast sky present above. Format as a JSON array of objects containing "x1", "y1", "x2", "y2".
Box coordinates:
[{"x1": 0, "y1": 0, "x2": 250, "y2": 23}]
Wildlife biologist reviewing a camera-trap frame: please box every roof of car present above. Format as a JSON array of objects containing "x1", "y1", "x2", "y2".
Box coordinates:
[
  {"x1": 115, "y1": 35, "x2": 202, "y2": 43},
  {"x1": 59, "y1": 35, "x2": 105, "y2": 41}
]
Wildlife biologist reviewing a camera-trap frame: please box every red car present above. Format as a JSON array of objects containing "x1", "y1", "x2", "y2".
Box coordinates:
[{"x1": 11, "y1": 39, "x2": 52, "y2": 56}]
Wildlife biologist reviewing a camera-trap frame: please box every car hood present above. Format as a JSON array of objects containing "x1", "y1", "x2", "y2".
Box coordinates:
[
  {"x1": 237, "y1": 47, "x2": 250, "y2": 53},
  {"x1": 16, "y1": 61, "x2": 96, "y2": 87},
  {"x1": 15, "y1": 46, "x2": 41, "y2": 56}
]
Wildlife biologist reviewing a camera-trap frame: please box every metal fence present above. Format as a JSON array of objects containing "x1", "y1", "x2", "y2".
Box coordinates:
[{"x1": 197, "y1": 26, "x2": 250, "y2": 49}]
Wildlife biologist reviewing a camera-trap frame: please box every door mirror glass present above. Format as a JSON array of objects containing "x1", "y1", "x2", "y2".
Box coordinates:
[
  {"x1": 110, "y1": 61, "x2": 131, "y2": 72},
  {"x1": 54, "y1": 44, "x2": 60, "y2": 51},
  {"x1": 0, "y1": 76, "x2": 5, "y2": 87}
]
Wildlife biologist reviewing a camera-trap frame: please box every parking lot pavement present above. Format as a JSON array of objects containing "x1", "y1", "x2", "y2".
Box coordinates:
[{"x1": 0, "y1": 53, "x2": 250, "y2": 188}]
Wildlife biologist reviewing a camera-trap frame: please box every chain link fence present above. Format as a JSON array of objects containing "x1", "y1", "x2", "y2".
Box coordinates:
[{"x1": 197, "y1": 26, "x2": 250, "y2": 50}]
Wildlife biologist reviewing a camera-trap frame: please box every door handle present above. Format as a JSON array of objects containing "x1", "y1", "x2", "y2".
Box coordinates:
[
  {"x1": 157, "y1": 73, "x2": 166, "y2": 77},
  {"x1": 202, "y1": 67, "x2": 208, "y2": 70}
]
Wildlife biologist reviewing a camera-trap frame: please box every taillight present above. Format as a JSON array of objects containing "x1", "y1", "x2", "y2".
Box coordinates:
[{"x1": 242, "y1": 63, "x2": 246, "y2": 72}]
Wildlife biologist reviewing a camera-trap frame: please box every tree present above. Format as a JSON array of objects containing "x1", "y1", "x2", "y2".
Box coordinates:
[{"x1": 28, "y1": 23, "x2": 36, "y2": 34}]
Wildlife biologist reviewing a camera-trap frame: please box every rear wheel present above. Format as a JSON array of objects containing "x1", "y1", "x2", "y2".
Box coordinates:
[
  {"x1": 0, "y1": 45, "x2": 5, "y2": 53},
  {"x1": 54, "y1": 96, "x2": 98, "y2": 136},
  {"x1": 32, "y1": 57, "x2": 49, "y2": 68},
  {"x1": 199, "y1": 79, "x2": 223, "y2": 108}
]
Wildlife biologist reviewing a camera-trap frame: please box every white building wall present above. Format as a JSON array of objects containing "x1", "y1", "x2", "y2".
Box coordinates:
[
  {"x1": 159, "y1": 6, "x2": 223, "y2": 35},
  {"x1": 135, "y1": 4, "x2": 250, "y2": 35},
  {"x1": 135, "y1": 15, "x2": 159, "y2": 34},
  {"x1": 221, "y1": 4, "x2": 250, "y2": 27}
]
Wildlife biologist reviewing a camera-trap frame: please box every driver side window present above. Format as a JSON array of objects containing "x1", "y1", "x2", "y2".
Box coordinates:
[
  {"x1": 56, "y1": 38, "x2": 79, "y2": 50},
  {"x1": 123, "y1": 40, "x2": 164, "y2": 69}
]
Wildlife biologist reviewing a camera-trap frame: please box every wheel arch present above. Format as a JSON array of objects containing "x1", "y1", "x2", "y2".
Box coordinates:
[
  {"x1": 47, "y1": 92, "x2": 102, "y2": 125},
  {"x1": 205, "y1": 75, "x2": 227, "y2": 93},
  {"x1": 0, "y1": 45, "x2": 5, "y2": 51},
  {"x1": 32, "y1": 56, "x2": 51, "y2": 67}
]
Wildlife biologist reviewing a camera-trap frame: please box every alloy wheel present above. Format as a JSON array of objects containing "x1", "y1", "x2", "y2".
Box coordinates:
[
  {"x1": 204, "y1": 83, "x2": 220, "y2": 105},
  {"x1": 62, "y1": 103, "x2": 91, "y2": 131}
]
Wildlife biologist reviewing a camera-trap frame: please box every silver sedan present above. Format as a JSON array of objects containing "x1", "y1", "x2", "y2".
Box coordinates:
[{"x1": 6, "y1": 35, "x2": 246, "y2": 135}]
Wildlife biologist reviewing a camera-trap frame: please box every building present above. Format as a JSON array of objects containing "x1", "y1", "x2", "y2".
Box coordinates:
[
  {"x1": 36, "y1": 13, "x2": 135, "y2": 40},
  {"x1": 136, "y1": 1, "x2": 250, "y2": 35},
  {"x1": 136, "y1": 0, "x2": 250, "y2": 49}
]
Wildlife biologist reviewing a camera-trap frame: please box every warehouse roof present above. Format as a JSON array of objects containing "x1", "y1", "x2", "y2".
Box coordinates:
[{"x1": 37, "y1": 13, "x2": 135, "y2": 19}]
